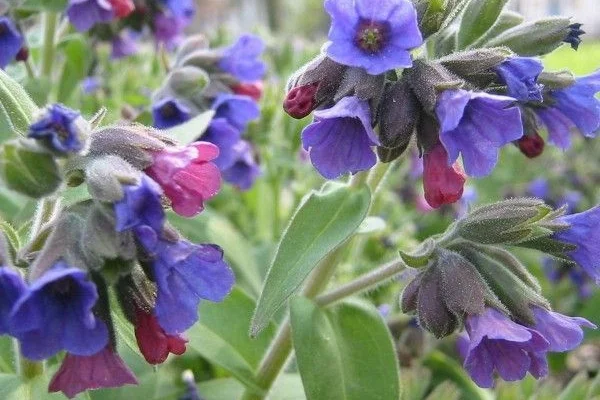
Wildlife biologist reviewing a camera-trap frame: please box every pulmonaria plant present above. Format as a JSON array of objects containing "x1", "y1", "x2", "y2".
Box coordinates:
[{"x1": 0, "y1": 103, "x2": 235, "y2": 398}]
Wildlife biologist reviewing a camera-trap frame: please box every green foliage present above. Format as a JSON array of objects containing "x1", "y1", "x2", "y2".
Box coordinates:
[{"x1": 457, "y1": 0, "x2": 509, "y2": 48}]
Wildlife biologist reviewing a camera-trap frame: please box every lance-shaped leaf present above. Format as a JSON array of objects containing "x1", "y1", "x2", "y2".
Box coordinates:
[
  {"x1": 457, "y1": 0, "x2": 509, "y2": 48},
  {"x1": 0, "y1": 69, "x2": 38, "y2": 138},
  {"x1": 166, "y1": 110, "x2": 215, "y2": 145},
  {"x1": 290, "y1": 298, "x2": 400, "y2": 400},
  {"x1": 251, "y1": 182, "x2": 371, "y2": 336}
]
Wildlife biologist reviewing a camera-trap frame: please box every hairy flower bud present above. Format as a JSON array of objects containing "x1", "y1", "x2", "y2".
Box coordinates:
[
  {"x1": 174, "y1": 35, "x2": 210, "y2": 65},
  {"x1": 167, "y1": 66, "x2": 210, "y2": 98},
  {"x1": 405, "y1": 60, "x2": 463, "y2": 112},
  {"x1": 284, "y1": 54, "x2": 347, "y2": 118},
  {"x1": 439, "y1": 48, "x2": 512, "y2": 87},
  {"x1": 517, "y1": 132, "x2": 545, "y2": 158},
  {"x1": 85, "y1": 155, "x2": 140, "y2": 202}
]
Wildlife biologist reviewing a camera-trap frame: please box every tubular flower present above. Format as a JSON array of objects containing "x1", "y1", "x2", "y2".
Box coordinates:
[
  {"x1": 67, "y1": 0, "x2": 115, "y2": 32},
  {"x1": 0, "y1": 17, "x2": 24, "y2": 69},
  {"x1": 324, "y1": 0, "x2": 423, "y2": 75},
  {"x1": 218, "y1": 34, "x2": 267, "y2": 82},
  {"x1": 221, "y1": 140, "x2": 262, "y2": 191},
  {"x1": 495, "y1": 57, "x2": 544, "y2": 102},
  {"x1": 134, "y1": 308, "x2": 187, "y2": 364},
  {"x1": 211, "y1": 94, "x2": 260, "y2": 131},
  {"x1": 423, "y1": 143, "x2": 466, "y2": 208}
]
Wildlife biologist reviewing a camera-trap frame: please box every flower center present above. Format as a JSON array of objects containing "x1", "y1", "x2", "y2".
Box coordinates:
[
  {"x1": 51, "y1": 277, "x2": 74, "y2": 298},
  {"x1": 160, "y1": 103, "x2": 177, "y2": 118},
  {"x1": 355, "y1": 20, "x2": 388, "y2": 54},
  {"x1": 52, "y1": 123, "x2": 70, "y2": 143}
]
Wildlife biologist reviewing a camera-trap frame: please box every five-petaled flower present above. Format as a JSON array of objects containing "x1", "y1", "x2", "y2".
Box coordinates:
[{"x1": 28, "y1": 104, "x2": 90, "y2": 155}]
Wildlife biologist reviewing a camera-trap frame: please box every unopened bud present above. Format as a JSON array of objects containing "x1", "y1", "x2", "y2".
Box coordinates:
[
  {"x1": 439, "y1": 48, "x2": 512, "y2": 87},
  {"x1": 174, "y1": 34, "x2": 210, "y2": 66},
  {"x1": 405, "y1": 60, "x2": 463, "y2": 112},
  {"x1": 232, "y1": 81, "x2": 263, "y2": 101},
  {"x1": 15, "y1": 47, "x2": 29, "y2": 62},
  {"x1": 167, "y1": 66, "x2": 210, "y2": 98},
  {"x1": 517, "y1": 132, "x2": 545, "y2": 158},
  {"x1": 283, "y1": 82, "x2": 319, "y2": 119},
  {"x1": 423, "y1": 143, "x2": 466, "y2": 208}
]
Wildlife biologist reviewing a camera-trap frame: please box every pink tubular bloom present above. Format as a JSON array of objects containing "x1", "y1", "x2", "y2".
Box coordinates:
[
  {"x1": 48, "y1": 347, "x2": 137, "y2": 398},
  {"x1": 145, "y1": 142, "x2": 221, "y2": 217},
  {"x1": 232, "y1": 81, "x2": 264, "y2": 101},
  {"x1": 423, "y1": 143, "x2": 466, "y2": 208},
  {"x1": 135, "y1": 308, "x2": 187, "y2": 364}
]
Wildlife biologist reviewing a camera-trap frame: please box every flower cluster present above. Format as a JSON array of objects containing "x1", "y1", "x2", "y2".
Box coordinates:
[
  {"x1": 283, "y1": 0, "x2": 599, "y2": 210},
  {"x1": 0, "y1": 104, "x2": 234, "y2": 398},
  {"x1": 65, "y1": 0, "x2": 196, "y2": 60},
  {"x1": 400, "y1": 198, "x2": 599, "y2": 387},
  {"x1": 151, "y1": 34, "x2": 265, "y2": 190}
]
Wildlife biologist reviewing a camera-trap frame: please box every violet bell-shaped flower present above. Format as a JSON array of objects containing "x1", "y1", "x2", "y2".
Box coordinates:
[
  {"x1": 301, "y1": 96, "x2": 379, "y2": 179},
  {"x1": 495, "y1": 57, "x2": 544, "y2": 102},
  {"x1": 0, "y1": 17, "x2": 24, "y2": 69},
  {"x1": 67, "y1": 0, "x2": 115, "y2": 32},
  {"x1": 435, "y1": 89, "x2": 523, "y2": 177},
  {"x1": 218, "y1": 34, "x2": 267, "y2": 82},
  {"x1": 324, "y1": 0, "x2": 423, "y2": 75}
]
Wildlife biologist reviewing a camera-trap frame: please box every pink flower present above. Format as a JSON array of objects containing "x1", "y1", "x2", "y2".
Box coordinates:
[
  {"x1": 145, "y1": 142, "x2": 221, "y2": 217},
  {"x1": 423, "y1": 143, "x2": 466, "y2": 208},
  {"x1": 232, "y1": 81, "x2": 263, "y2": 101},
  {"x1": 48, "y1": 347, "x2": 137, "y2": 398},
  {"x1": 134, "y1": 308, "x2": 187, "y2": 364}
]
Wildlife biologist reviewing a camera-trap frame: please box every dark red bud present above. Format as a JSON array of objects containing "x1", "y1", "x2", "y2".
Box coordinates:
[
  {"x1": 517, "y1": 132, "x2": 545, "y2": 158},
  {"x1": 15, "y1": 47, "x2": 29, "y2": 62},
  {"x1": 423, "y1": 143, "x2": 466, "y2": 209},
  {"x1": 134, "y1": 309, "x2": 187, "y2": 364},
  {"x1": 232, "y1": 81, "x2": 263, "y2": 101},
  {"x1": 109, "y1": 0, "x2": 135, "y2": 18},
  {"x1": 283, "y1": 82, "x2": 319, "y2": 119}
]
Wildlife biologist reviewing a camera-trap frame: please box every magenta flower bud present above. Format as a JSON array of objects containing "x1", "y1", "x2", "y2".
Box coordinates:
[
  {"x1": 423, "y1": 143, "x2": 466, "y2": 209},
  {"x1": 283, "y1": 82, "x2": 320, "y2": 119},
  {"x1": 48, "y1": 346, "x2": 137, "y2": 398},
  {"x1": 145, "y1": 142, "x2": 221, "y2": 217},
  {"x1": 134, "y1": 308, "x2": 187, "y2": 364}
]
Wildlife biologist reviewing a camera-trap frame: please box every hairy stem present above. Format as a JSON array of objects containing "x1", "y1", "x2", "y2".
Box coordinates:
[{"x1": 40, "y1": 12, "x2": 58, "y2": 79}]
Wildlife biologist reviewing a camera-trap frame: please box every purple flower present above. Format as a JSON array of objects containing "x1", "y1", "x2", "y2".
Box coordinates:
[
  {"x1": 0, "y1": 17, "x2": 24, "y2": 69},
  {"x1": 531, "y1": 306, "x2": 596, "y2": 352},
  {"x1": 534, "y1": 71, "x2": 600, "y2": 150},
  {"x1": 218, "y1": 34, "x2": 267, "y2": 82},
  {"x1": 201, "y1": 119, "x2": 243, "y2": 170},
  {"x1": 152, "y1": 98, "x2": 191, "y2": 129},
  {"x1": 136, "y1": 230, "x2": 234, "y2": 334},
  {"x1": 114, "y1": 175, "x2": 165, "y2": 234},
  {"x1": 302, "y1": 96, "x2": 379, "y2": 179},
  {"x1": 495, "y1": 57, "x2": 544, "y2": 102},
  {"x1": 81, "y1": 77, "x2": 102, "y2": 94},
  {"x1": 221, "y1": 140, "x2": 262, "y2": 190},
  {"x1": 28, "y1": 104, "x2": 89, "y2": 155},
  {"x1": 159, "y1": 0, "x2": 195, "y2": 19},
  {"x1": 324, "y1": 0, "x2": 422, "y2": 75},
  {"x1": 10, "y1": 262, "x2": 109, "y2": 360},
  {"x1": 212, "y1": 94, "x2": 260, "y2": 131},
  {"x1": 543, "y1": 258, "x2": 594, "y2": 299},
  {"x1": 436, "y1": 90, "x2": 523, "y2": 177},
  {"x1": 67, "y1": 0, "x2": 115, "y2": 32},
  {"x1": 153, "y1": 12, "x2": 187, "y2": 49},
  {"x1": 554, "y1": 206, "x2": 600, "y2": 283},
  {"x1": 463, "y1": 308, "x2": 549, "y2": 388},
  {"x1": 527, "y1": 178, "x2": 550, "y2": 200},
  {"x1": 560, "y1": 190, "x2": 583, "y2": 214},
  {"x1": 49, "y1": 346, "x2": 137, "y2": 398},
  {"x1": 111, "y1": 31, "x2": 139, "y2": 59},
  {"x1": 0, "y1": 268, "x2": 26, "y2": 335}
]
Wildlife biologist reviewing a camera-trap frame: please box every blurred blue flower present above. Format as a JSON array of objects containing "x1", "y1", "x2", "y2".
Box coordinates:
[
  {"x1": 534, "y1": 70, "x2": 600, "y2": 149},
  {"x1": 0, "y1": 17, "x2": 23, "y2": 69},
  {"x1": 324, "y1": 0, "x2": 422, "y2": 75},
  {"x1": 219, "y1": 34, "x2": 266, "y2": 82},
  {"x1": 114, "y1": 175, "x2": 165, "y2": 234},
  {"x1": 212, "y1": 94, "x2": 260, "y2": 131},
  {"x1": 28, "y1": 104, "x2": 88, "y2": 154},
  {"x1": 0, "y1": 268, "x2": 26, "y2": 335},
  {"x1": 153, "y1": 12, "x2": 187, "y2": 49},
  {"x1": 495, "y1": 57, "x2": 544, "y2": 102},
  {"x1": 527, "y1": 178, "x2": 550, "y2": 200},
  {"x1": 302, "y1": 96, "x2": 379, "y2": 179},
  {"x1": 159, "y1": 0, "x2": 195, "y2": 19},
  {"x1": 111, "y1": 31, "x2": 139, "y2": 59},
  {"x1": 67, "y1": 0, "x2": 115, "y2": 32},
  {"x1": 152, "y1": 98, "x2": 191, "y2": 129},
  {"x1": 221, "y1": 140, "x2": 262, "y2": 190},
  {"x1": 10, "y1": 262, "x2": 109, "y2": 360},
  {"x1": 201, "y1": 119, "x2": 243, "y2": 171},
  {"x1": 436, "y1": 90, "x2": 523, "y2": 177},
  {"x1": 81, "y1": 76, "x2": 102, "y2": 94}
]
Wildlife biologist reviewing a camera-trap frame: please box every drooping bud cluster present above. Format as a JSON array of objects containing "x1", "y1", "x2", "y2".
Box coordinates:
[
  {"x1": 399, "y1": 198, "x2": 599, "y2": 387},
  {"x1": 151, "y1": 34, "x2": 265, "y2": 190},
  {"x1": 0, "y1": 106, "x2": 235, "y2": 398},
  {"x1": 283, "y1": 0, "x2": 598, "y2": 210}
]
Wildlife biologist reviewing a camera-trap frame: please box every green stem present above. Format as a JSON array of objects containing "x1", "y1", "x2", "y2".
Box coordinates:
[
  {"x1": 13, "y1": 339, "x2": 44, "y2": 380},
  {"x1": 366, "y1": 161, "x2": 394, "y2": 195},
  {"x1": 40, "y1": 12, "x2": 58, "y2": 79},
  {"x1": 29, "y1": 198, "x2": 60, "y2": 242}
]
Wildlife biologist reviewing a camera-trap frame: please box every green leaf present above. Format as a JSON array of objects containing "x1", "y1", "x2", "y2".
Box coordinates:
[
  {"x1": 199, "y1": 374, "x2": 305, "y2": 400},
  {"x1": 251, "y1": 183, "x2": 371, "y2": 336},
  {"x1": 164, "y1": 110, "x2": 214, "y2": 145},
  {"x1": 57, "y1": 35, "x2": 93, "y2": 103},
  {"x1": 457, "y1": 0, "x2": 509, "y2": 49},
  {"x1": 290, "y1": 298, "x2": 400, "y2": 400},
  {"x1": 16, "y1": 0, "x2": 67, "y2": 11},
  {"x1": 356, "y1": 216, "x2": 386, "y2": 235},
  {"x1": 0, "y1": 372, "x2": 65, "y2": 400},
  {"x1": 0, "y1": 69, "x2": 39, "y2": 136},
  {"x1": 187, "y1": 287, "x2": 276, "y2": 393}
]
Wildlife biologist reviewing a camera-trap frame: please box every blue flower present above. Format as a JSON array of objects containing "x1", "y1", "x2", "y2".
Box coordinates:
[
  {"x1": 436, "y1": 90, "x2": 523, "y2": 177},
  {"x1": 212, "y1": 94, "x2": 260, "y2": 131},
  {"x1": 531, "y1": 306, "x2": 596, "y2": 352},
  {"x1": 324, "y1": 0, "x2": 422, "y2": 75},
  {"x1": 533, "y1": 70, "x2": 600, "y2": 150},
  {"x1": 218, "y1": 35, "x2": 267, "y2": 82},
  {"x1": 0, "y1": 17, "x2": 24, "y2": 69},
  {"x1": 67, "y1": 0, "x2": 115, "y2": 32},
  {"x1": 527, "y1": 178, "x2": 550, "y2": 200},
  {"x1": 153, "y1": 12, "x2": 188, "y2": 49},
  {"x1": 463, "y1": 308, "x2": 550, "y2": 388},
  {"x1": 554, "y1": 206, "x2": 600, "y2": 283},
  {"x1": 28, "y1": 104, "x2": 89, "y2": 155},
  {"x1": 201, "y1": 119, "x2": 243, "y2": 170},
  {"x1": 495, "y1": 57, "x2": 544, "y2": 102},
  {"x1": 10, "y1": 262, "x2": 109, "y2": 360},
  {"x1": 0, "y1": 267, "x2": 26, "y2": 335},
  {"x1": 302, "y1": 96, "x2": 379, "y2": 179},
  {"x1": 111, "y1": 31, "x2": 139, "y2": 59},
  {"x1": 114, "y1": 175, "x2": 165, "y2": 234},
  {"x1": 81, "y1": 76, "x2": 102, "y2": 95},
  {"x1": 136, "y1": 229, "x2": 234, "y2": 334},
  {"x1": 221, "y1": 140, "x2": 262, "y2": 191},
  {"x1": 159, "y1": 0, "x2": 195, "y2": 19},
  {"x1": 152, "y1": 98, "x2": 191, "y2": 129}
]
